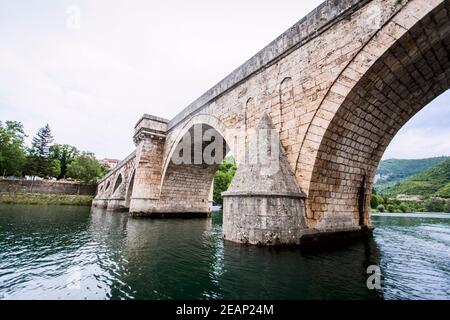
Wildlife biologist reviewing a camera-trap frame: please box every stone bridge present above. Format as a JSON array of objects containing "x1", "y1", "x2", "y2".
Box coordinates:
[{"x1": 93, "y1": 0, "x2": 450, "y2": 245}]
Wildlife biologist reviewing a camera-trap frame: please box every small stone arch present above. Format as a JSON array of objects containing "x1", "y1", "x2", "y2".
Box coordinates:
[{"x1": 113, "y1": 174, "x2": 123, "y2": 193}]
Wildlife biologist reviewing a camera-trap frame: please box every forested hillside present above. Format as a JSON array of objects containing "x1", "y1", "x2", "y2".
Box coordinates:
[
  {"x1": 382, "y1": 159, "x2": 450, "y2": 199},
  {"x1": 375, "y1": 156, "x2": 449, "y2": 191}
]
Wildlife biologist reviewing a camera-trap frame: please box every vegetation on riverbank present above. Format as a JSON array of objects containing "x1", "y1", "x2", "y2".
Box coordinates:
[
  {"x1": 0, "y1": 192, "x2": 93, "y2": 206},
  {"x1": 0, "y1": 120, "x2": 106, "y2": 183},
  {"x1": 371, "y1": 193, "x2": 450, "y2": 213},
  {"x1": 213, "y1": 157, "x2": 237, "y2": 205}
]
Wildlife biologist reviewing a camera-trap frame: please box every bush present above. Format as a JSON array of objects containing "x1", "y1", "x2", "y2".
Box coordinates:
[
  {"x1": 398, "y1": 202, "x2": 410, "y2": 213},
  {"x1": 445, "y1": 200, "x2": 450, "y2": 213},
  {"x1": 386, "y1": 204, "x2": 397, "y2": 213},
  {"x1": 425, "y1": 198, "x2": 446, "y2": 212},
  {"x1": 377, "y1": 204, "x2": 385, "y2": 213},
  {"x1": 371, "y1": 194, "x2": 384, "y2": 209}
]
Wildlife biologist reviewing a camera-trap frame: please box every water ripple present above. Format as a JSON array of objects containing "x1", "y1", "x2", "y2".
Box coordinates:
[{"x1": 0, "y1": 206, "x2": 449, "y2": 299}]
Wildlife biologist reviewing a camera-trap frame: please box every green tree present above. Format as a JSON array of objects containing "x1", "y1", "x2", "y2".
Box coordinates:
[
  {"x1": 48, "y1": 160, "x2": 61, "y2": 179},
  {"x1": 377, "y1": 204, "x2": 385, "y2": 213},
  {"x1": 371, "y1": 194, "x2": 379, "y2": 209},
  {"x1": 66, "y1": 152, "x2": 105, "y2": 184},
  {"x1": 49, "y1": 144, "x2": 79, "y2": 179},
  {"x1": 26, "y1": 124, "x2": 54, "y2": 177},
  {"x1": 213, "y1": 157, "x2": 237, "y2": 205},
  {"x1": 0, "y1": 121, "x2": 26, "y2": 176}
]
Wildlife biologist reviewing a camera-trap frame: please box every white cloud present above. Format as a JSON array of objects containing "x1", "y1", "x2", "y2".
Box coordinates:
[
  {"x1": 382, "y1": 93, "x2": 450, "y2": 160},
  {"x1": 383, "y1": 127, "x2": 450, "y2": 160}
]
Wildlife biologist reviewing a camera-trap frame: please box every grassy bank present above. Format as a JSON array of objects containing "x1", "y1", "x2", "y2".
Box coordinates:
[{"x1": 0, "y1": 192, "x2": 93, "y2": 206}]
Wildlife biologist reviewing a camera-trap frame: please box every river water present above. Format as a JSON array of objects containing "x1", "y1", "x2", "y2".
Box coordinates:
[{"x1": 0, "y1": 205, "x2": 449, "y2": 300}]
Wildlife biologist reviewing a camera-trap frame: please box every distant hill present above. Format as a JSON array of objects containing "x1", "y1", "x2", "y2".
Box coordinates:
[
  {"x1": 375, "y1": 156, "x2": 450, "y2": 191},
  {"x1": 381, "y1": 159, "x2": 450, "y2": 199}
]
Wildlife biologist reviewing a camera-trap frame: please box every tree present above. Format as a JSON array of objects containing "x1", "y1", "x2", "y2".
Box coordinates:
[
  {"x1": 66, "y1": 152, "x2": 105, "y2": 184},
  {"x1": 213, "y1": 157, "x2": 237, "y2": 205},
  {"x1": 371, "y1": 194, "x2": 379, "y2": 209},
  {"x1": 48, "y1": 160, "x2": 61, "y2": 179},
  {"x1": 370, "y1": 193, "x2": 385, "y2": 209},
  {"x1": 26, "y1": 124, "x2": 54, "y2": 177},
  {"x1": 0, "y1": 121, "x2": 27, "y2": 176},
  {"x1": 425, "y1": 197, "x2": 446, "y2": 212},
  {"x1": 49, "y1": 144, "x2": 79, "y2": 179}
]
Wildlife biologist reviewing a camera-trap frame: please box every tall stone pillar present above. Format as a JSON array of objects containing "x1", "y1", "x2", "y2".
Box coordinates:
[
  {"x1": 129, "y1": 114, "x2": 168, "y2": 216},
  {"x1": 222, "y1": 114, "x2": 307, "y2": 246}
]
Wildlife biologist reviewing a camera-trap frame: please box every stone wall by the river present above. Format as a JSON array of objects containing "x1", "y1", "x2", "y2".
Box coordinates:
[{"x1": 0, "y1": 179, "x2": 96, "y2": 196}]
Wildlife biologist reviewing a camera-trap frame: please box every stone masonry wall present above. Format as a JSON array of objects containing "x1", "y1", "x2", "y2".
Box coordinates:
[{"x1": 0, "y1": 179, "x2": 96, "y2": 196}]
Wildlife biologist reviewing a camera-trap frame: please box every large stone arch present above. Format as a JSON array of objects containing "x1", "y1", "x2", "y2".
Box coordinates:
[
  {"x1": 161, "y1": 113, "x2": 229, "y2": 190},
  {"x1": 156, "y1": 115, "x2": 231, "y2": 216},
  {"x1": 301, "y1": 0, "x2": 450, "y2": 229}
]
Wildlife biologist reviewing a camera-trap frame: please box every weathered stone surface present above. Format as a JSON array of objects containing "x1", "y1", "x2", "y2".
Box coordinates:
[
  {"x1": 0, "y1": 179, "x2": 96, "y2": 195},
  {"x1": 94, "y1": 0, "x2": 450, "y2": 245},
  {"x1": 222, "y1": 114, "x2": 307, "y2": 245}
]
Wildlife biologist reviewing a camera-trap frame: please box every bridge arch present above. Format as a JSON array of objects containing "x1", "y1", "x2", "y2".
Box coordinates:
[
  {"x1": 158, "y1": 115, "x2": 231, "y2": 216},
  {"x1": 300, "y1": 0, "x2": 450, "y2": 229},
  {"x1": 161, "y1": 114, "x2": 228, "y2": 190},
  {"x1": 113, "y1": 173, "x2": 123, "y2": 194}
]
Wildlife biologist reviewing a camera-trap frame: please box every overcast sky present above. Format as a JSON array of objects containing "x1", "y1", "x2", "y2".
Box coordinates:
[{"x1": 0, "y1": 0, "x2": 449, "y2": 161}]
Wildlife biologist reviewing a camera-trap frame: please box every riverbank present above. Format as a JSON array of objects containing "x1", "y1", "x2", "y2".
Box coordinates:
[{"x1": 0, "y1": 192, "x2": 93, "y2": 206}]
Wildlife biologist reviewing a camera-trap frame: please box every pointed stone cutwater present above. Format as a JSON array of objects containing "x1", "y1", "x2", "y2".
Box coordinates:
[{"x1": 222, "y1": 113, "x2": 308, "y2": 246}]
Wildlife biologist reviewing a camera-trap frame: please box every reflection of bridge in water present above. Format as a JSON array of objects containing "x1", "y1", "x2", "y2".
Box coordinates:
[
  {"x1": 94, "y1": 0, "x2": 450, "y2": 246},
  {"x1": 88, "y1": 207, "x2": 382, "y2": 299}
]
